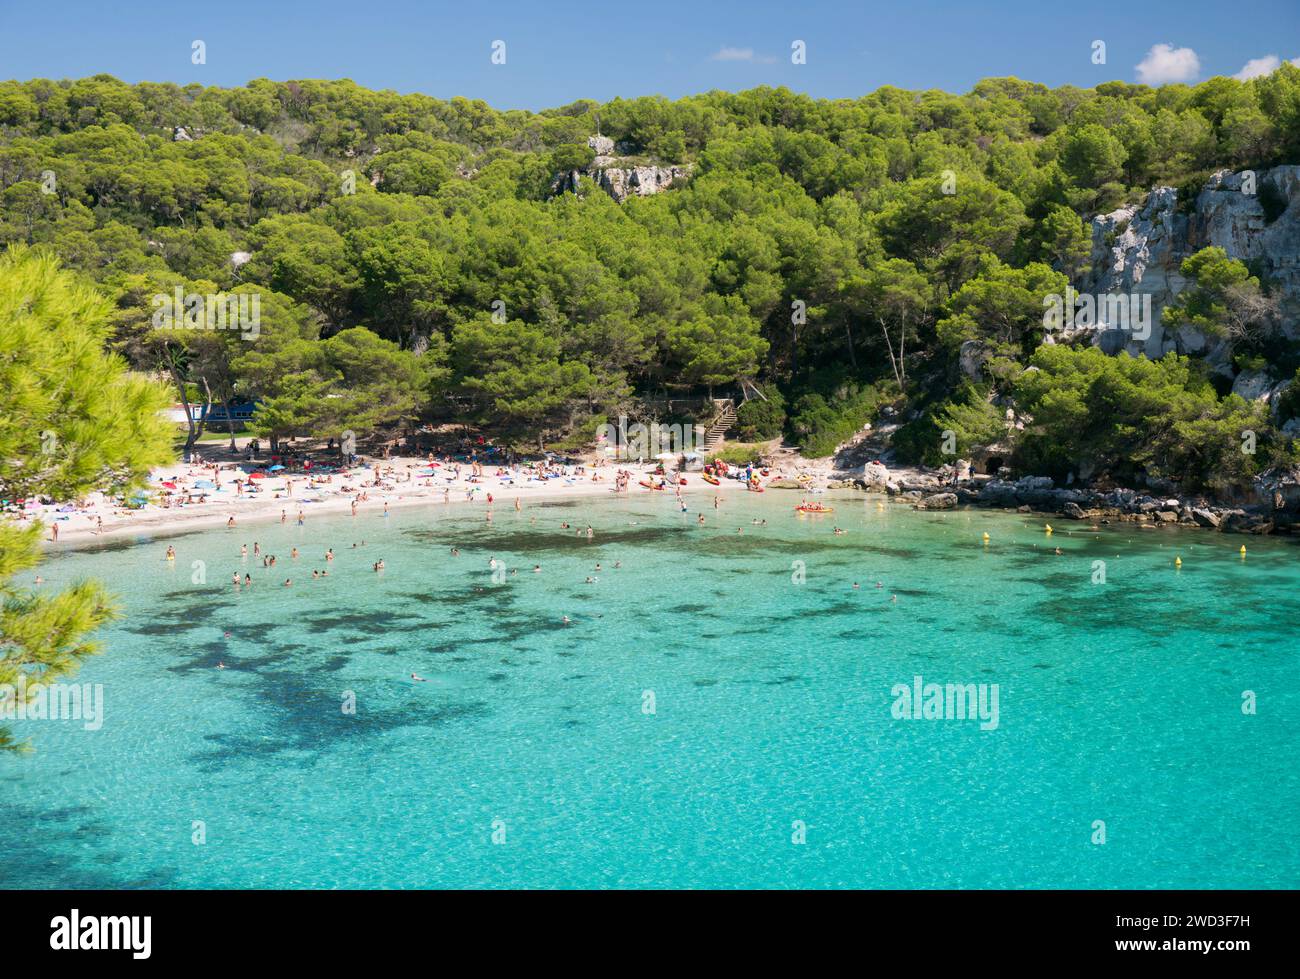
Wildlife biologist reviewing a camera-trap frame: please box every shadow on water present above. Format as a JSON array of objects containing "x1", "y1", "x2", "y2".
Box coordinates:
[
  {"x1": 0, "y1": 800, "x2": 179, "y2": 889},
  {"x1": 186, "y1": 668, "x2": 494, "y2": 769}
]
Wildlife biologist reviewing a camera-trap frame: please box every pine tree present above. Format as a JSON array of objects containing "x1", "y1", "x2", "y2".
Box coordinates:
[{"x1": 0, "y1": 246, "x2": 174, "y2": 750}]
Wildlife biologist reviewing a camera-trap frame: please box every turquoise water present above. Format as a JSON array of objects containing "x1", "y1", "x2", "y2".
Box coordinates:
[{"x1": 2, "y1": 491, "x2": 1297, "y2": 889}]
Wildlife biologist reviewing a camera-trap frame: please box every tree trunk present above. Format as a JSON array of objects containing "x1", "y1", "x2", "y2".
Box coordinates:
[
  {"x1": 168, "y1": 364, "x2": 207, "y2": 456},
  {"x1": 876, "y1": 316, "x2": 903, "y2": 390},
  {"x1": 844, "y1": 321, "x2": 858, "y2": 370},
  {"x1": 898, "y1": 316, "x2": 907, "y2": 390}
]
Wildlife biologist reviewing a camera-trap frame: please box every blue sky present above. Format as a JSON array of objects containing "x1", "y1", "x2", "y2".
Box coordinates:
[{"x1": 1, "y1": 0, "x2": 1297, "y2": 109}]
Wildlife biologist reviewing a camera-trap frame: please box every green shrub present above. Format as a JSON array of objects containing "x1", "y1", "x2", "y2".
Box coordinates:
[
  {"x1": 1014, "y1": 345, "x2": 1281, "y2": 495},
  {"x1": 709, "y1": 444, "x2": 764, "y2": 466},
  {"x1": 734, "y1": 384, "x2": 785, "y2": 440},
  {"x1": 892, "y1": 384, "x2": 1006, "y2": 466},
  {"x1": 788, "y1": 381, "x2": 893, "y2": 458},
  {"x1": 1274, "y1": 368, "x2": 1300, "y2": 422}
]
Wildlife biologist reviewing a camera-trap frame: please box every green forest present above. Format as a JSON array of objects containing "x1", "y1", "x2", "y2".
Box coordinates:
[{"x1": 2, "y1": 69, "x2": 1299, "y2": 493}]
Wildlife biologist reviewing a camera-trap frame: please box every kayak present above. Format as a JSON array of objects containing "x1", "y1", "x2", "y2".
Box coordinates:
[
  {"x1": 702, "y1": 474, "x2": 720, "y2": 485},
  {"x1": 795, "y1": 504, "x2": 833, "y2": 513},
  {"x1": 639, "y1": 480, "x2": 663, "y2": 490},
  {"x1": 748, "y1": 483, "x2": 765, "y2": 493}
]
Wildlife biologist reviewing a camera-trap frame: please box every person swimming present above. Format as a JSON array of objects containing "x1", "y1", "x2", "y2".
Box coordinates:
[{"x1": 411, "y1": 672, "x2": 428, "y2": 682}]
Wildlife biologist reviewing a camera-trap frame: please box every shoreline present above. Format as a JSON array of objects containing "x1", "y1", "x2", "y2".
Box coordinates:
[{"x1": 24, "y1": 458, "x2": 769, "y2": 553}]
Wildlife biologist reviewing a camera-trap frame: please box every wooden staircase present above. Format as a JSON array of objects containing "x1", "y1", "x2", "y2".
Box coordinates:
[{"x1": 702, "y1": 400, "x2": 736, "y2": 453}]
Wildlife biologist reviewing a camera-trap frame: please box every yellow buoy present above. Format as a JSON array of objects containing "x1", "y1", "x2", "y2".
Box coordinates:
[
  {"x1": 1045, "y1": 524, "x2": 1053, "y2": 535},
  {"x1": 982, "y1": 532, "x2": 990, "y2": 543},
  {"x1": 1240, "y1": 545, "x2": 1247, "y2": 556},
  {"x1": 1174, "y1": 556, "x2": 1182, "y2": 567}
]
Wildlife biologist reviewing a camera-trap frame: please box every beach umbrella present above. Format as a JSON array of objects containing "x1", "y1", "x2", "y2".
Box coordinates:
[
  {"x1": 248, "y1": 471, "x2": 266, "y2": 480},
  {"x1": 269, "y1": 464, "x2": 286, "y2": 471},
  {"x1": 194, "y1": 479, "x2": 216, "y2": 489}
]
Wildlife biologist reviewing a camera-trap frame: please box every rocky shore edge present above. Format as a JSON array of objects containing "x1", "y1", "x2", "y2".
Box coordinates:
[{"x1": 816, "y1": 463, "x2": 1298, "y2": 535}]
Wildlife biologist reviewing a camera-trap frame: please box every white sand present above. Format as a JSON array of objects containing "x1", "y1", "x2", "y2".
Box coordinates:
[{"x1": 18, "y1": 456, "x2": 793, "y2": 550}]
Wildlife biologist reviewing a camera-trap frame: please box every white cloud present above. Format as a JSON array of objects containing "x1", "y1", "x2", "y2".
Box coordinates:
[
  {"x1": 708, "y1": 46, "x2": 777, "y2": 64},
  {"x1": 1135, "y1": 43, "x2": 1201, "y2": 85},
  {"x1": 1234, "y1": 55, "x2": 1281, "y2": 80},
  {"x1": 1232, "y1": 54, "x2": 1300, "y2": 80}
]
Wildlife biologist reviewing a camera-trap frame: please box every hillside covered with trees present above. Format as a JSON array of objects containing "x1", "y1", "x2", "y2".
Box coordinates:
[{"x1": 2, "y1": 69, "x2": 1299, "y2": 495}]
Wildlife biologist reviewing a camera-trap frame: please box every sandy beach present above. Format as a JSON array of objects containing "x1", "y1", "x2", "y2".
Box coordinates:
[{"x1": 18, "y1": 453, "x2": 790, "y2": 550}]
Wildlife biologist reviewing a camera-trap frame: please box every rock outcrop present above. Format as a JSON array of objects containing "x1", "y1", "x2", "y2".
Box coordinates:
[
  {"x1": 554, "y1": 163, "x2": 692, "y2": 203},
  {"x1": 1078, "y1": 166, "x2": 1300, "y2": 370},
  {"x1": 914, "y1": 492, "x2": 958, "y2": 510},
  {"x1": 552, "y1": 136, "x2": 693, "y2": 203}
]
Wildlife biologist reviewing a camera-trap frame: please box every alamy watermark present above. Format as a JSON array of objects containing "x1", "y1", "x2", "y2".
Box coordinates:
[
  {"x1": 0, "y1": 675, "x2": 104, "y2": 731},
  {"x1": 597, "y1": 415, "x2": 704, "y2": 460},
  {"x1": 1043, "y1": 286, "x2": 1152, "y2": 342},
  {"x1": 152, "y1": 288, "x2": 261, "y2": 339},
  {"x1": 891, "y1": 674, "x2": 999, "y2": 731}
]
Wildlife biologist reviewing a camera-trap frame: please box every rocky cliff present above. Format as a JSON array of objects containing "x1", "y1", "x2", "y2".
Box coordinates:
[
  {"x1": 552, "y1": 135, "x2": 692, "y2": 203},
  {"x1": 1078, "y1": 166, "x2": 1300, "y2": 377}
]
